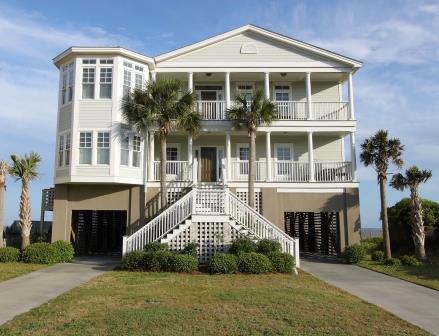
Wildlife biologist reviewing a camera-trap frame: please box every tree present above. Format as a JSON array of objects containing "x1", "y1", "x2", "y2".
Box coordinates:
[
  {"x1": 0, "y1": 160, "x2": 8, "y2": 247},
  {"x1": 226, "y1": 89, "x2": 277, "y2": 208},
  {"x1": 122, "y1": 78, "x2": 200, "y2": 208},
  {"x1": 390, "y1": 166, "x2": 432, "y2": 259},
  {"x1": 9, "y1": 152, "x2": 41, "y2": 249},
  {"x1": 360, "y1": 130, "x2": 404, "y2": 259}
]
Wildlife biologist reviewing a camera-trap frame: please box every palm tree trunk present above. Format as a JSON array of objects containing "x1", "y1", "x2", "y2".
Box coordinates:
[
  {"x1": 248, "y1": 130, "x2": 256, "y2": 209},
  {"x1": 0, "y1": 184, "x2": 4, "y2": 248},
  {"x1": 410, "y1": 188, "x2": 426, "y2": 260},
  {"x1": 20, "y1": 180, "x2": 32, "y2": 249},
  {"x1": 160, "y1": 132, "x2": 167, "y2": 208},
  {"x1": 379, "y1": 177, "x2": 392, "y2": 259}
]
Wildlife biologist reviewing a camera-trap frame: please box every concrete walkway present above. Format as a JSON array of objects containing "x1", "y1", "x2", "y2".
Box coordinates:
[
  {"x1": 0, "y1": 257, "x2": 118, "y2": 325},
  {"x1": 301, "y1": 258, "x2": 439, "y2": 335}
]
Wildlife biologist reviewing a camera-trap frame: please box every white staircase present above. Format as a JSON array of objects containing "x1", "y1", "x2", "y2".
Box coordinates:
[{"x1": 122, "y1": 187, "x2": 300, "y2": 267}]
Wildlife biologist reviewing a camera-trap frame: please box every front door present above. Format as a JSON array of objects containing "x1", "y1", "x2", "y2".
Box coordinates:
[{"x1": 200, "y1": 147, "x2": 217, "y2": 182}]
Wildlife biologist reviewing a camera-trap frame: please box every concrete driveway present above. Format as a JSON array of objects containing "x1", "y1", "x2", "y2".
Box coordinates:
[
  {"x1": 0, "y1": 257, "x2": 118, "y2": 325},
  {"x1": 301, "y1": 258, "x2": 439, "y2": 336}
]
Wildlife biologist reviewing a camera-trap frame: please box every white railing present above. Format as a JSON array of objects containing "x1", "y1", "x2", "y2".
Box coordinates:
[
  {"x1": 271, "y1": 161, "x2": 310, "y2": 182},
  {"x1": 313, "y1": 102, "x2": 350, "y2": 120},
  {"x1": 274, "y1": 101, "x2": 307, "y2": 120},
  {"x1": 123, "y1": 191, "x2": 194, "y2": 254},
  {"x1": 314, "y1": 161, "x2": 353, "y2": 182},
  {"x1": 194, "y1": 189, "x2": 225, "y2": 214},
  {"x1": 230, "y1": 160, "x2": 266, "y2": 181},
  {"x1": 226, "y1": 190, "x2": 300, "y2": 267},
  {"x1": 153, "y1": 161, "x2": 191, "y2": 181},
  {"x1": 195, "y1": 100, "x2": 226, "y2": 120}
]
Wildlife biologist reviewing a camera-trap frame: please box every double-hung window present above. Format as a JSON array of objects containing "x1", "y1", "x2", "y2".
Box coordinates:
[
  {"x1": 123, "y1": 70, "x2": 132, "y2": 97},
  {"x1": 120, "y1": 136, "x2": 129, "y2": 166},
  {"x1": 275, "y1": 144, "x2": 292, "y2": 176},
  {"x1": 166, "y1": 146, "x2": 179, "y2": 175},
  {"x1": 61, "y1": 63, "x2": 74, "y2": 104},
  {"x1": 132, "y1": 136, "x2": 141, "y2": 167},
  {"x1": 97, "y1": 132, "x2": 110, "y2": 164},
  {"x1": 82, "y1": 68, "x2": 95, "y2": 99},
  {"x1": 79, "y1": 132, "x2": 92, "y2": 164},
  {"x1": 68, "y1": 64, "x2": 74, "y2": 102},
  {"x1": 58, "y1": 135, "x2": 64, "y2": 167},
  {"x1": 134, "y1": 73, "x2": 143, "y2": 90},
  {"x1": 99, "y1": 68, "x2": 113, "y2": 99},
  {"x1": 65, "y1": 133, "x2": 71, "y2": 166},
  {"x1": 61, "y1": 70, "x2": 68, "y2": 105},
  {"x1": 237, "y1": 84, "x2": 254, "y2": 102},
  {"x1": 238, "y1": 145, "x2": 249, "y2": 175},
  {"x1": 274, "y1": 85, "x2": 290, "y2": 101}
]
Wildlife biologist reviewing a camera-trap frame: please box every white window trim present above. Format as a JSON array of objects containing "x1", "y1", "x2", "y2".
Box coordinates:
[
  {"x1": 166, "y1": 143, "x2": 181, "y2": 161},
  {"x1": 96, "y1": 131, "x2": 111, "y2": 166},
  {"x1": 78, "y1": 130, "x2": 94, "y2": 166},
  {"x1": 194, "y1": 83, "x2": 224, "y2": 101},
  {"x1": 131, "y1": 134, "x2": 143, "y2": 168},
  {"x1": 274, "y1": 143, "x2": 294, "y2": 161},
  {"x1": 236, "y1": 82, "x2": 255, "y2": 99},
  {"x1": 79, "y1": 57, "x2": 115, "y2": 100},
  {"x1": 236, "y1": 143, "x2": 249, "y2": 178},
  {"x1": 272, "y1": 82, "x2": 292, "y2": 101},
  {"x1": 60, "y1": 62, "x2": 75, "y2": 106}
]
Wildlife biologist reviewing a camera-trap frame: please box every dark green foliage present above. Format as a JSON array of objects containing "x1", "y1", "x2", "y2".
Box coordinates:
[
  {"x1": 181, "y1": 242, "x2": 199, "y2": 257},
  {"x1": 371, "y1": 250, "x2": 385, "y2": 262},
  {"x1": 342, "y1": 244, "x2": 366, "y2": 264},
  {"x1": 0, "y1": 247, "x2": 20, "y2": 263},
  {"x1": 237, "y1": 252, "x2": 273, "y2": 274},
  {"x1": 143, "y1": 250, "x2": 173, "y2": 272},
  {"x1": 144, "y1": 241, "x2": 169, "y2": 253},
  {"x1": 399, "y1": 255, "x2": 421, "y2": 266},
  {"x1": 208, "y1": 253, "x2": 238, "y2": 274},
  {"x1": 21, "y1": 243, "x2": 57, "y2": 264},
  {"x1": 170, "y1": 254, "x2": 198, "y2": 273},
  {"x1": 229, "y1": 238, "x2": 257, "y2": 254},
  {"x1": 384, "y1": 258, "x2": 402, "y2": 267},
  {"x1": 120, "y1": 251, "x2": 146, "y2": 270},
  {"x1": 51, "y1": 241, "x2": 74, "y2": 263},
  {"x1": 257, "y1": 239, "x2": 281, "y2": 255},
  {"x1": 267, "y1": 252, "x2": 294, "y2": 273},
  {"x1": 361, "y1": 237, "x2": 384, "y2": 254}
]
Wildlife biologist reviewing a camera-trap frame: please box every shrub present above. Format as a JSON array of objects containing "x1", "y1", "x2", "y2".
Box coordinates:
[
  {"x1": 144, "y1": 241, "x2": 169, "y2": 253},
  {"x1": 143, "y1": 250, "x2": 173, "y2": 272},
  {"x1": 21, "y1": 243, "x2": 57, "y2": 264},
  {"x1": 361, "y1": 237, "x2": 384, "y2": 254},
  {"x1": 267, "y1": 252, "x2": 294, "y2": 273},
  {"x1": 208, "y1": 253, "x2": 238, "y2": 274},
  {"x1": 257, "y1": 239, "x2": 282, "y2": 255},
  {"x1": 342, "y1": 244, "x2": 366, "y2": 264},
  {"x1": 399, "y1": 255, "x2": 421, "y2": 267},
  {"x1": 51, "y1": 240, "x2": 74, "y2": 263},
  {"x1": 371, "y1": 250, "x2": 385, "y2": 262},
  {"x1": 237, "y1": 252, "x2": 273, "y2": 274},
  {"x1": 170, "y1": 254, "x2": 198, "y2": 273},
  {"x1": 0, "y1": 247, "x2": 20, "y2": 263},
  {"x1": 384, "y1": 258, "x2": 402, "y2": 267},
  {"x1": 229, "y1": 238, "x2": 257, "y2": 254},
  {"x1": 181, "y1": 242, "x2": 199, "y2": 257},
  {"x1": 120, "y1": 251, "x2": 146, "y2": 270}
]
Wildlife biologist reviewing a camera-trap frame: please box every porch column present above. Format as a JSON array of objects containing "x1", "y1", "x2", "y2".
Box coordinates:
[
  {"x1": 225, "y1": 72, "x2": 231, "y2": 108},
  {"x1": 348, "y1": 72, "x2": 355, "y2": 120},
  {"x1": 266, "y1": 131, "x2": 272, "y2": 181},
  {"x1": 187, "y1": 135, "x2": 193, "y2": 165},
  {"x1": 148, "y1": 131, "x2": 155, "y2": 181},
  {"x1": 226, "y1": 131, "x2": 231, "y2": 181},
  {"x1": 350, "y1": 132, "x2": 357, "y2": 181},
  {"x1": 264, "y1": 72, "x2": 270, "y2": 99},
  {"x1": 188, "y1": 72, "x2": 193, "y2": 92},
  {"x1": 308, "y1": 131, "x2": 315, "y2": 182},
  {"x1": 306, "y1": 72, "x2": 313, "y2": 120}
]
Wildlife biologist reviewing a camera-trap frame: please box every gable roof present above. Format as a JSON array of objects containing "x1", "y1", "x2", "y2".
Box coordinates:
[{"x1": 155, "y1": 24, "x2": 362, "y2": 68}]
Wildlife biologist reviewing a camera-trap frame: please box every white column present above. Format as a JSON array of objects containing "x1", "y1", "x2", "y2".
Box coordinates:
[
  {"x1": 226, "y1": 131, "x2": 231, "y2": 180},
  {"x1": 148, "y1": 131, "x2": 155, "y2": 181},
  {"x1": 188, "y1": 72, "x2": 193, "y2": 92},
  {"x1": 348, "y1": 72, "x2": 355, "y2": 120},
  {"x1": 187, "y1": 135, "x2": 193, "y2": 165},
  {"x1": 350, "y1": 132, "x2": 357, "y2": 181},
  {"x1": 264, "y1": 72, "x2": 270, "y2": 99},
  {"x1": 225, "y1": 72, "x2": 231, "y2": 108},
  {"x1": 266, "y1": 131, "x2": 272, "y2": 181},
  {"x1": 308, "y1": 131, "x2": 315, "y2": 182},
  {"x1": 151, "y1": 70, "x2": 156, "y2": 82},
  {"x1": 306, "y1": 72, "x2": 313, "y2": 120}
]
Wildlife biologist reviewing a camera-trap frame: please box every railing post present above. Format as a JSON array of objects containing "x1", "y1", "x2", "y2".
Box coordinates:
[
  {"x1": 294, "y1": 238, "x2": 300, "y2": 268},
  {"x1": 224, "y1": 188, "x2": 230, "y2": 215},
  {"x1": 192, "y1": 188, "x2": 197, "y2": 214},
  {"x1": 221, "y1": 158, "x2": 228, "y2": 185},
  {"x1": 192, "y1": 157, "x2": 198, "y2": 185},
  {"x1": 122, "y1": 236, "x2": 127, "y2": 256}
]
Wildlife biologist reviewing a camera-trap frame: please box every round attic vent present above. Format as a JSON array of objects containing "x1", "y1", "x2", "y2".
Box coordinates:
[{"x1": 240, "y1": 42, "x2": 258, "y2": 54}]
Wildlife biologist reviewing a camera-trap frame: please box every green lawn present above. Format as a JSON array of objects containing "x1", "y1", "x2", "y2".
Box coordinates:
[
  {"x1": 0, "y1": 263, "x2": 47, "y2": 282},
  {"x1": 360, "y1": 259, "x2": 439, "y2": 291},
  {"x1": 0, "y1": 271, "x2": 428, "y2": 336}
]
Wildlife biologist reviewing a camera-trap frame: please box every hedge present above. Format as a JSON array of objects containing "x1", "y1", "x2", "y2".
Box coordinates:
[
  {"x1": 399, "y1": 255, "x2": 421, "y2": 266},
  {"x1": 21, "y1": 241, "x2": 75, "y2": 264},
  {"x1": 143, "y1": 250, "x2": 173, "y2": 271},
  {"x1": 120, "y1": 251, "x2": 146, "y2": 270},
  {"x1": 237, "y1": 252, "x2": 272, "y2": 274},
  {"x1": 51, "y1": 240, "x2": 74, "y2": 263},
  {"x1": 208, "y1": 253, "x2": 238, "y2": 274},
  {"x1": 342, "y1": 244, "x2": 366, "y2": 264},
  {"x1": 371, "y1": 250, "x2": 385, "y2": 262},
  {"x1": 0, "y1": 247, "x2": 20, "y2": 263},
  {"x1": 181, "y1": 242, "x2": 199, "y2": 258},
  {"x1": 384, "y1": 258, "x2": 402, "y2": 267},
  {"x1": 229, "y1": 238, "x2": 257, "y2": 254},
  {"x1": 267, "y1": 252, "x2": 294, "y2": 273},
  {"x1": 257, "y1": 239, "x2": 282, "y2": 255},
  {"x1": 144, "y1": 241, "x2": 169, "y2": 253},
  {"x1": 170, "y1": 254, "x2": 198, "y2": 273}
]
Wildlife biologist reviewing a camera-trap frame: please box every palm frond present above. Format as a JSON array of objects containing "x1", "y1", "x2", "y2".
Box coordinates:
[{"x1": 9, "y1": 152, "x2": 41, "y2": 182}]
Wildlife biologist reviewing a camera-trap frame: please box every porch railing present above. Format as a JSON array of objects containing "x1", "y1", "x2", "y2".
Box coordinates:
[
  {"x1": 313, "y1": 102, "x2": 350, "y2": 120},
  {"x1": 230, "y1": 160, "x2": 266, "y2": 181},
  {"x1": 271, "y1": 161, "x2": 310, "y2": 182},
  {"x1": 195, "y1": 100, "x2": 226, "y2": 120},
  {"x1": 153, "y1": 161, "x2": 191, "y2": 181},
  {"x1": 314, "y1": 161, "x2": 352, "y2": 182},
  {"x1": 274, "y1": 101, "x2": 307, "y2": 120}
]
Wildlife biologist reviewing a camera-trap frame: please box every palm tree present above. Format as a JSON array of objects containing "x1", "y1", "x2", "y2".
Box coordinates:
[
  {"x1": 390, "y1": 166, "x2": 432, "y2": 260},
  {"x1": 360, "y1": 130, "x2": 404, "y2": 259},
  {"x1": 0, "y1": 160, "x2": 8, "y2": 247},
  {"x1": 9, "y1": 152, "x2": 41, "y2": 249},
  {"x1": 227, "y1": 89, "x2": 277, "y2": 209},
  {"x1": 122, "y1": 77, "x2": 200, "y2": 208}
]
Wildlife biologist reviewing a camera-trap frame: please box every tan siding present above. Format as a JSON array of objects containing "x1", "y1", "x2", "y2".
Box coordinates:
[
  {"x1": 58, "y1": 105, "x2": 72, "y2": 132},
  {"x1": 78, "y1": 101, "x2": 112, "y2": 128}
]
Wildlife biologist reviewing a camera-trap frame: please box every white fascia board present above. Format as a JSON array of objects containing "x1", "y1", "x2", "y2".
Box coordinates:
[
  {"x1": 276, "y1": 188, "x2": 344, "y2": 193},
  {"x1": 63, "y1": 175, "x2": 144, "y2": 185},
  {"x1": 154, "y1": 25, "x2": 362, "y2": 68},
  {"x1": 228, "y1": 182, "x2": 359, "y2": 189},
  {"x1": 155, "y1": 66, "x2": 353, "y2": 73}
]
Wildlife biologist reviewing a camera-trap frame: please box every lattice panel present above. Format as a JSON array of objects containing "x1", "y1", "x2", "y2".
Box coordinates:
[
  {"x1": 236, "y1": 191, "x2": 262, "y2": 214},
  {"x1": 168, "y1": 220, "x2": 242, "y2": 263}
]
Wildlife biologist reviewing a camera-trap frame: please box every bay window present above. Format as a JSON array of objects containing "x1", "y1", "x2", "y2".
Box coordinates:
[
  {"x1": 58, "y1": 135, "x2": 64, "y2": 167},
  {"x1": 82, "y1": 68, "x2": 95, "y2": 99},
  {"x1": 68, "y1": 64, "x2": 74, "y2": 102},
  {"x1": 123, "y1": 69, "x2": 132, "y2": 97},
  {"x1": 120, "y1": 136, "x2": 129, "y2": 166},
  {"x1": 99, "y1": 68, "x2": 113, "y2": 99},
  {"x1": 79, "y1": 132, "x2": 92, "y2": 164},
  {"x1": 132, "y1": 136, "x2": 141, "y2": 167},
  {"x1": 97, "y1": 132, "x2": 110, "y2": 164},
  {"x1": 65, "y1": 133, "x2": 71, "y2": 165}
]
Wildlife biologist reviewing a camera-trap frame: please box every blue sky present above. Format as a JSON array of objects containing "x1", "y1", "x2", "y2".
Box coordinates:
[{"x1": 0, "y1": 0, "x2": 438, "y2": 228}]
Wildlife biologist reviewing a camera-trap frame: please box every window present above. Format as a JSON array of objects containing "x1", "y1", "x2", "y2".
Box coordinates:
[
  {"x1": 274, "y1": 85, "x2": 290, "y2": 101},
  {"x1": 123, "y1": 61, "x2": 132, "y2": 68},
  {"x1": 65, "y1": 133, "x2": 71, "y2": 165},
  {"x1": 120, "y1": 136, "x2": 129, "y2": 166},
  {"x1": 99, "y1": 68, "x2": 112, "y2": 99},
  {"x1": 61, "y1": 72, "x2": 67, "y2": 104},
  {"x1": 276, "y1": 147, "x2": 291, "y2": 161},
  {"x1": 238, "y1": 145, "x2": 249, "y2": 175},
  {"x1": 135, "y1": 65, "x2": 143, "y2": 71},
  {"x1": 134, "y1": 73, "x2": 143, "y2": 90},
  {"x1": 100, "y1": 59, "x2": 113, "y2": 64},
  {"x1": 58, "y1": 135, "x2": 64, "y2": 167},
  {"x1": 166, "y1": 147, "x2": 178, "y2": 161},
  {"x1": 132, "y1": 136, "x2": 141, "y2": 167},
  {"x1": 79, "y1": 132, "x2": 92, "y2": 164},
  {"x1": 82, "y1": 59, "x2": 96, "y2": 64},
  {"x1": 68, "y1": 64, "x2": 74, "y2": 102},
  {"x1": 237, "y1": 84, "x2": 254, "y2": 101},
  {"x1": 97, "y1": 132, "x2": 110, "y2": 164},
  {"x1": 275, "y1": 144, "x2": 292, "y2": 175},
  {"x1": 82, "y1": 68, "x2": 95, "y2": 99},
  {"x1": 123, "y1": 70, "x2": 132, "y2": 96}
]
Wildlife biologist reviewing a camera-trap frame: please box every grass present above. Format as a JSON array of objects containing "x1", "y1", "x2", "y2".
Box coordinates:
[
  {"x1": 0, "y1": 263, "x2": 47, "y2": 282},
  {"x1": 360, "y1": 258, "x2": 439, "y2": 291},
  {"x1": 0, "y1": 271, "x2": 428, "y2": 336}
]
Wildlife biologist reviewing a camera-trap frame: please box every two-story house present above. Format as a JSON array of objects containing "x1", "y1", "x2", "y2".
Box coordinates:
[{"x1": 51, "y1": 25, "x2": 362, "y2": 263}]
